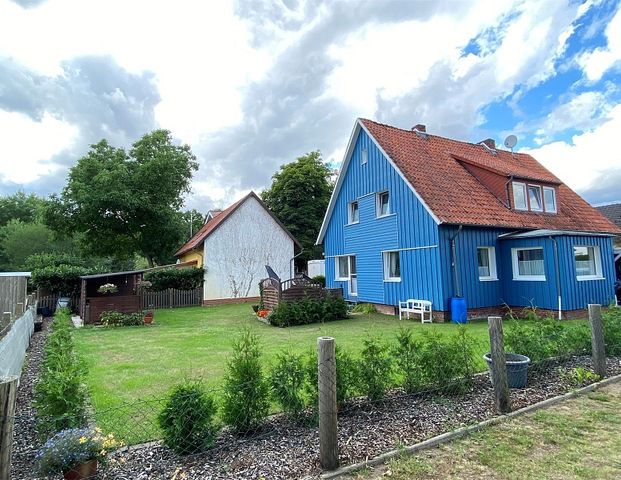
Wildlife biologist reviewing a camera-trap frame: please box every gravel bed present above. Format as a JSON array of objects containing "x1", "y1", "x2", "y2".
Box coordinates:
[
  {"x1": 11, "y1": 318, "x2": 50, "y2": 479},
  {"x1": 12, "y1": 351, "x2": 621, "y2": 480}
]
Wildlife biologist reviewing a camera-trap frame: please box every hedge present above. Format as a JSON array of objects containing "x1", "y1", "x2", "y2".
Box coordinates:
[{"x1": 143, "y1": 267, "x2": 205, "y2": 291}]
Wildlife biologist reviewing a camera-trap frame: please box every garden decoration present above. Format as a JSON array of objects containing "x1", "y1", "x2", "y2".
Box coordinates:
[
  {"x1": 36, "y1": 427, "x2": 122, "y2": 480},
  {"x1": 143, "y1": 310, "x2": 154, "y2": 325},
  {"x1": 97, "y1": 283, "x2": 118, "y2": 294}
]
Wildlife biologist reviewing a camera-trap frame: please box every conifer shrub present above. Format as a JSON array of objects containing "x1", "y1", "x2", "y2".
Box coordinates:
[{"x1": 269, "y1": 351, "x2": 306, "y2": 417}]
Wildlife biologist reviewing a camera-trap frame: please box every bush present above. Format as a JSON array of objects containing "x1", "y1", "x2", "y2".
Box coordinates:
[
  {"x1": 311, "y1": 275, "x2": 325, "y2": 287},
  {"x1": 158, "y1": 381, "x2": 219, "y2": 455},
  {"x1": 269, "y1": 351, "x2": 306, "y2": 417},
  {"x1": 603, "y1": 306, "x2": 621, "y2": 356},
  {"x1": 304, "y1": 346, "x2": 357, "y2": 411},
  {"x1": 100, "y1": 311, "x2": 144, "y2": 327},
  {"x1": 34, "y1": 309, "x2": 88, "y2": 438},
  {"x1": 357, "y1": 337, "x2": 392, "y2": 401},
  {"x1": 393, "y1": 328, "x2": 423, "y2": 393},
  {"x1": 30, "y1": 264, "x2": 90, "y2": 295},
  {"x1": 221, "y1": 329, "x2": 270, "y2": 434},
  {"x1": 269, "y1": 294, "x2": 347, "y2": 327},
  {"x1": 352, "y1": 303, "x2": 377, "y2": 314},
  {"x1": 144, "y1": 267, "x2": 205, "y2": 291}
]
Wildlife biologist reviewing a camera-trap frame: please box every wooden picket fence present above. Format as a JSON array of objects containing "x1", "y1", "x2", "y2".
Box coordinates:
[{"x1": 140, "y1": 287, "x2": 203, "y2": 309}]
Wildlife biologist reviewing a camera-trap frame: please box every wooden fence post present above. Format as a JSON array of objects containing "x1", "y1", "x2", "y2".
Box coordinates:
[
  {"x1": 0, "y1": 376, "x2": 18, "y2": 480},
  {"x1": 488, "y1": 316, "x2": 511, "y2": 414},
  {"x1": 317, "y1": 336, "x2": 339, "y2": 470},
  {"x1": 588, "y1": 304, "x2": 606, "y2": 378}
]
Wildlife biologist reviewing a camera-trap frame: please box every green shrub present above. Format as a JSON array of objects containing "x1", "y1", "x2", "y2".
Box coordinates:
[
  {"x1": 100, "y1": 311, "x2": 144, "y2": 327},
  {"x1": 352, "y1": 303, "x2": 377, "y2": 314},
  {"x1": 357, "y1": 337, "x2": 392, "y2": 401},
  {"x1": 34, "y1": 309, "x2": 88, "y2": 438},
  {"x1": 143, "y1": 267, "x2": 205, "y2": 291},
  {"x1": 269, "y1": 294, "x2": 347, "y2": 327},
  {"x1": 222, "y1": 329, "x2": 270, "y2": 434},
  {"x1": 311, "y1": 275, "x2": 325, "y2": 287},
  {"x1": 393, "y1": 328, "x2": 423, "y2": 393},
  {"x1": 30, "y1": 264, "x2": 90, "y2": 295},
  {"x1": 157, "y1": 381, "x2": 219, "y2": 455},
  {"x1": 304, "y1": 346, "x2": 357, "y2": 411},
  {"x1": 269, "y1": 351, "x2": 306, "y2": 417},
  {"x1": 603, "y1": 306, "x2": 621, "y2": 356}
]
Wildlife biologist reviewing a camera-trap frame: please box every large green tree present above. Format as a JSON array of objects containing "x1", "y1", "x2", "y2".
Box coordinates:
[
  {"x1": 45, "y1": 130, "x2": 198, "y2": 267},
  {"x1": 261, "y1": 151, "x2": 333, "y2": 268},
  {"x1": 0, "y1": 192, "x2": 49, "y2": 227}
]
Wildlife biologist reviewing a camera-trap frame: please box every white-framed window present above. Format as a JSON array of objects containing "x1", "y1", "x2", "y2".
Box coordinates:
[
  {"x1": 335, "y1": 256, "x2": 349, "y2": 280},
  {"x1": 348, "y1": 200, "x2": 359, "y2": 224},
  {"x1": 383, "y1": 251, "x2": 401, "y2": 281},
  {"x1": 512, "y1": 182, "x2": 527, "y2": 210},
  {"x1": 528, "y1": 185, "x2": 543, "y2": 211},
  {"x1": 477, "y1": 247, "x2": 497, "y2": 281},
  {"x1": 543, "y1": 186, "x2": 557, "y2": 213},
  {"x1": 349, "y1": 256, "x2": 357, "y2": 295},
  {"x1": 574, "y1": 246, "x2": 603, "y2": 280},
  {"x1": 512, "y1": 247, "x2": 545, "y2": 281},
  {"x1": 377, "y1": 191, "x2": 390, "y2": 217},
  {"x1": 361, "y1": 148, "x2": 368, "y2": 165}
]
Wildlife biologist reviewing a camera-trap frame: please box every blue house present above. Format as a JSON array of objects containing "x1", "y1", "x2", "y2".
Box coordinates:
[{"x1": 316, "y1": 119, "x2": 621, "y2": 320}]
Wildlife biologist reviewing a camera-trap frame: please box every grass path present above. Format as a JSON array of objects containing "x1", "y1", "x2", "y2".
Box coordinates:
[{"x1": 350, "y1": 382, "x2": 621, "y2": 480}]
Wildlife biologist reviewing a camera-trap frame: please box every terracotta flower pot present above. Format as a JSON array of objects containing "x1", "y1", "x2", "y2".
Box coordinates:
[
  {"x1": 63, "y1": 459, "x2": 98, "y2": 480},
  {"x1": 144, "y1": 311, "x2": 154, "y2": 325}
]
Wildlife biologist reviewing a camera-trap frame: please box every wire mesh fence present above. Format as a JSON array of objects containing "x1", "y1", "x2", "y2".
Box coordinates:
[{"x1": 6, "y1": 305, "x2": 621, "y2": 479}]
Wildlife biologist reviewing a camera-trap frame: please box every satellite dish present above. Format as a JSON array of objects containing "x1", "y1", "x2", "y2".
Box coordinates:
[{"x1": 504, "y1": 134, "x2": 517, "y2": 150}]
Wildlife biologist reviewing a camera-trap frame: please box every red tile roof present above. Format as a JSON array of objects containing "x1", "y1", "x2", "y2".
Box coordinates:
[
  {"x1": 174, "y1": 191, "x2": 299, "y2": 257},
  {"x1": 360, "y1": 119, "x2": 620, "y2": 234}
]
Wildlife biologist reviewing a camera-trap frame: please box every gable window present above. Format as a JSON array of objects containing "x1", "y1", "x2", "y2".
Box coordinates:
[
  {"x1": 512, "y1": 247, "x2": 545, "y2": 281},
  {"x1": 528, "y1": 185, "x2": 543, "y2": 211},
  {"x1": 477, "y1": 247, "x2": 497, "y2": 281},
  {"x1": 383, "y1": 251, "x2": 401, "y2": 281},
  {"x1": 377, "y1": 191, "x2": 390, "y2": 217},
  {"x1": 543, "y1": 187, "x2": 557, "y2": 213},
  {"x1": 574, "y1": 246, "x2": 602, "y2": 280},
  {"x1": 361, "y1": 148, "x2": 368, "y2": 165},
  {"x1": 512, "y1": 182, "x2": 527, "y2": 210},
  {"x1": 348, "y1": 201, "x2": 359, "y2": 224},
  {"x1": 336, "y1": 256, "x2": 349, "y2": 280}
]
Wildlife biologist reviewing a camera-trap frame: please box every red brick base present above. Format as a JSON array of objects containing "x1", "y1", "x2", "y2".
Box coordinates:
[{"x1": 203, "y1": 296, "x2": 260, "y2": 306}]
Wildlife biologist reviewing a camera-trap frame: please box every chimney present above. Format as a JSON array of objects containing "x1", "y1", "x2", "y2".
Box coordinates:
[
  {"x1": 480, "y1": 138, "x2": 496, "y2": 149},
  {"x1": 412, "y1": 124, "x2": 426, "y2": 132}
]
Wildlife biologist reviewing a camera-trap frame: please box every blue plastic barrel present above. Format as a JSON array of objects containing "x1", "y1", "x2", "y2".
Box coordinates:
[{"x1": 450, "y1": 297, "x2": 467, "y2": 323}]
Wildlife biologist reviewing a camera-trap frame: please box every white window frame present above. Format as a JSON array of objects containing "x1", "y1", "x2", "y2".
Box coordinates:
[
  {"x1": 348, "y1": 256, "x2": 357, "y2": 296},
  {"x1": 383, "y1": 251, "x2": 401, "y2": 282},
  {"x1": 574, "y1": 245, "x2": 604, "y2": 281},
  {"x1": 477, "y1": 247, "x2": 498, "y2": 281},
  {"x1": 512, "y1": 182, "x2": 528, "y2": 210},
  {"x1": 361, "y1": 148, "x2": 368, "y2": 165},
  {"x1": 543, "y1": 186, "x2": 557, "y2": 213},
  {"x1": 511, "y1": 247, "x2": 546, "y2": 281},
  {"x1": 377, "y1": 191, "x2": 390, "y2": 217},
  {"x1": 528, "y1": 185, "x2": 543, "y2": 212},
  {"x1": 348, "y1": 200, "x2": 359, "y2": 224},
  {"x1": 335, "y1": 256, "x2": 349, "y2": 281}
]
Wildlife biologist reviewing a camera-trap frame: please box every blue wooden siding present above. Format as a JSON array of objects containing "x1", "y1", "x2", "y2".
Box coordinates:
[
  {"x1": 438, "y1": 226, "x2": 510, "y2": 311},
  {"x1": 323, "y1": 128, "x2": 443, "y2": 307}
]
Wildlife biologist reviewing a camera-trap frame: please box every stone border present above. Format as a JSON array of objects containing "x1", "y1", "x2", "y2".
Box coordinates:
[{"x1": 321, "y1": 373, "x2": 621, "y2": 479}]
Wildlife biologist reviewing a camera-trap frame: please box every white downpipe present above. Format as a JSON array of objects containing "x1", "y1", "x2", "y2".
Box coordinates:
[{"x1": 558, "y1": 296, "x2": 562, "y2": 320}]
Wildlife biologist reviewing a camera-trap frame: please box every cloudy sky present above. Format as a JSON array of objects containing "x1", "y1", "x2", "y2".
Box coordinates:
[{"x1": 0, "y1": 0, "x2": 620, "y2": 211}]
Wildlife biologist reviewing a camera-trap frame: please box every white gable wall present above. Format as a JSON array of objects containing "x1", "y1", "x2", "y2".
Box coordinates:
[{"x1": 202, "y1": 196, "x2": 294, "y2": 300}]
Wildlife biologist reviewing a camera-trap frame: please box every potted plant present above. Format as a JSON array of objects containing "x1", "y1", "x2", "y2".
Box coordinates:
[
  {"x1": 257, "y1": 309, "x2": 269, "y2": 318},
  {"x1": 483, "y1": 352, "x2": 531, "y2": 389},
  {"x1": 143, "y1": 310, "x2": 154, "y2": 325},
  {"x1": 97, "y1": 283, "x2": 118, "y2": 294},
  {"x1": 36, "y1": 427, "x2": 122, "y2": 479}
]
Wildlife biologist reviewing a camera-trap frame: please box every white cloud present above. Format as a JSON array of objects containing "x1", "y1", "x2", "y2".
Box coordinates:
[
  {"x1": 578, "y1": 2, "x2": 621, "y2": 81},
  {"x1": 0, "y1": 110, "x2": 77, "y2": 184},
  {"x1": 524, "y1": 103, "x2": 621, "y2": 194}
]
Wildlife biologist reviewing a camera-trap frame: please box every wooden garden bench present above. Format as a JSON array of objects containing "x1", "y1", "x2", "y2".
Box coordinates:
[{"x1": 398, "y1": 299, "x2": 432, "y2": 323}]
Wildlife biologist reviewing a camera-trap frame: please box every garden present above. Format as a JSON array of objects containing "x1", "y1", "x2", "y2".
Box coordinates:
[{"x1": 10, "y1": 303, "x2": 621, "y2": 479}]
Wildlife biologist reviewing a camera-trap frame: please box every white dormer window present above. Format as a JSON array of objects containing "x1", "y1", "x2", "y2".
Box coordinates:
[
  {"x1": 348, "y1": 201, "x2": 359, "y2": 224},
  {"x1": 361, "y1": 148, "x2": 368, "y2": 165},
  {"x1": 377, "y1": 191, "x2": 390, "y2": 217},
  {"x1": 513, "y1": 182, "x2": 527, "y2": 210},
  {"x1": 543, "y1": 187, "x2": 557, "y2": 213},
  {"x1": 528, "y1": 185, "x2": 543, "y2": 211}
]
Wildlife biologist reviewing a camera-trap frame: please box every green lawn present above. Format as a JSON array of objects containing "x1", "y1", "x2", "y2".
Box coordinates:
[
  {"x1": 72, "y1": 303, "x2": 583, "y2": 444},
  {"x1": 349, "y1": 382, "x2": 621, "y2": 479}
]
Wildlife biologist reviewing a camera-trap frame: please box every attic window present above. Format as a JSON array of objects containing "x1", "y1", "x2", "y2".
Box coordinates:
[
  {"x1": 543, "y1": 187, "x2": 557, "y2": 213},
  {"x1": 512, "y1": 182, "x2": 557, "y2": 214},
  {"x1": 361, "y1": 149, "x2": 368, "y2": 165},
  {"x1": 513, "y1": 182, "x2": 527, "y2": 210},
  {"x1": 528, "y1": 185, "x2": 543, "y2": 212}
]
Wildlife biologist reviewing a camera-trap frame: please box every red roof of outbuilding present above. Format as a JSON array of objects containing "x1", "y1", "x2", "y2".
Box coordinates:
[
  {"x1": 175, "y1": 191, "x2": 299, "y2": 257},
  {"x1": 359, "y1": 119, "x2": 620, "y2": 234}
]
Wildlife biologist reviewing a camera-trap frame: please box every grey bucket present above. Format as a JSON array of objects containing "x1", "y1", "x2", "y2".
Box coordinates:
[{"x1": 483, "y1": 352, "x2": 531, "y2": 389}]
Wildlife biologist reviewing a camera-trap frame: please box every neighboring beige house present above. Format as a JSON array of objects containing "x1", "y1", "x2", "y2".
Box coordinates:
[{"x1": 175, "y1": 192, "x2": 299, "y2": 304}]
